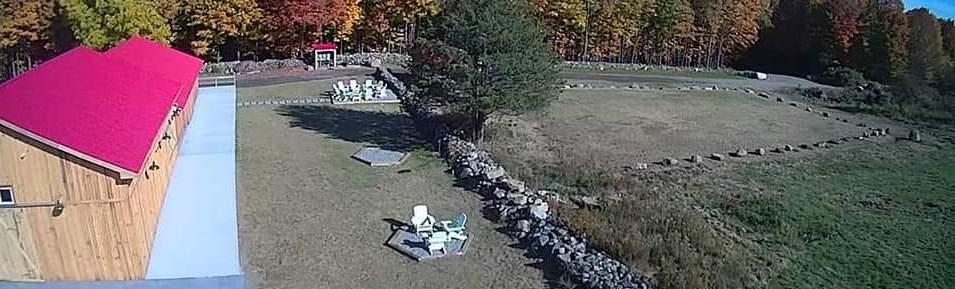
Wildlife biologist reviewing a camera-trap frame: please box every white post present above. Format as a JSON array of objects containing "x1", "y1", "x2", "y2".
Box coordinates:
[{"x1": 314, "y1": 50, "x2": 318, "y2": 70}]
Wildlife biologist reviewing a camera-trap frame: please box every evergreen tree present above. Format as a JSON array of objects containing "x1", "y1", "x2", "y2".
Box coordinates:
[
  {"x1": 61, "y1": 0, "x2": 172, "y2": 49},
  {"x1": 410, "y1": 0, "x2": 560, "y2": 141}
]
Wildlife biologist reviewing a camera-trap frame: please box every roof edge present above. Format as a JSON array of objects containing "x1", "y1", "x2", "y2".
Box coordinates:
[{"x1": 0, "y1": 118, "x2": 138, "y2": 179}]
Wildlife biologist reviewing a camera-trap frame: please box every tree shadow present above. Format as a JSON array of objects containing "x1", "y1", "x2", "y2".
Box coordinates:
[{"x1": 277, "y1": 105, "x2": 429, "y2": 152}]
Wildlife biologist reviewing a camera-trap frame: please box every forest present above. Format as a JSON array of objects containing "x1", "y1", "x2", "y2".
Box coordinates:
[{"x1": 2, "y1": 0, "x2": 955, "y2": 110}]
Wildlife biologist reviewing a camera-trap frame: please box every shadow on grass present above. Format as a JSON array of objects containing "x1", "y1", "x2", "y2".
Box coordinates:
[{"x1": 277, "y1": 105, "x2": 429, "y2": 152}]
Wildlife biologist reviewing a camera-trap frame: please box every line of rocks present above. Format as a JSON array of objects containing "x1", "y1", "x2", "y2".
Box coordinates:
[
  {"x1": 632, "y1": 126, "x2": 907, "y2": 170},
  {"x1": 237, "y1": 98, "x2": 328, "y2": 107},
  {"x1": 441, "y1": 135, "x2": 654, "y2": 289},
  {"x1": 341, "y1": 53, "x2": 411, "y2": 66},
  {"x1": 562, "y1": 61, "x2": 733, "y2": 74}
]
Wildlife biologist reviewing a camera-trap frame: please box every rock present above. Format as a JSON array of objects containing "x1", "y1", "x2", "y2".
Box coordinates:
[
  {"x1": 508, "y1": 193, "x2": 529, "y2": 205},
  {"x1": 493, "y1": 188, "x2": 507, "y2": 199},
  {"x1": 790, "y1": 102, "x2": 799, "y2": 107},
  {"x1": 515, "y1": 219, "x2": 532, "y2": 233},
  {"x1": 690, "y1": 155, "x2": 704, "y2": 163},
  {"x1": 777, "y1": 97, "x2": 785, "y2": 102},
  {"x1": 710, "y1": 153, "x2": 726, "y2": 161},
  {"x1": 663, "y1": 157, "x2": 679, "y2": 165},
  {"x1": 759, "y1": 92, "x2": 771, "y2": 98},
  {"x1": 563, "y1": 84, "x2": 572, "y2": 89},
  {"x1": 862, "y1": 131, "x2": 870, "y2": 138},
  {"x1": 503, "y1": 178, "x2": 526, "y2": 193},
  {"x1": 884, "y1": 128, "x2": 890, "y2": 135},
  {"x1": 529, "y1": 202, "x2": 550, "y2": 220},
  {"x1": 799, "y1": 143, "x2": 811, "y2": 149},
  {"x1": 823, "y1": 111, "x2": 831, "y2": 117},
  {"x1": 569, "y1": 195, "x2": 601, "y2": 208},
  {"x1": 608, "y1": 85, "x2": 617, "y2": 89},
  {"x1": 635, "y1": 162, "x2": 649, "y2": 170},
  {"x1": 754, "y1": 148, "x2": 767, "y2": 155},
  {"x1": 784, "y1": 145, "x2": 795, "y2": 151},
  {"x1": 732, "y1": 149, "x2": 748, "y2": 157},
  {"x1": 806, "y1": 107, "x2": 813, "y2": 112},
  {"x1": 858, "y1": 123, "x2": 867, "y2": 127},
  {"x1": 576, "y1": 83, "x2": 586, "y2": 88},
  {"x1": 484, "y1": 166, "x2": 506, "y2": 179},
  {"x1": 746, "y1": 89, "x2": 756, "y2": 94},
  {"x1": 814, "y1": 142, "x2": 828, "y2": 148},
  {"x1": 910, "y1": 129, "x2": 921, "y2": 142},
  {"x1": 843, "y1": 119, "x2": 849, "y2": 123}
]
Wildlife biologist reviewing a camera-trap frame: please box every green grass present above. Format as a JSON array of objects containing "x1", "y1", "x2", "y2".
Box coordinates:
[{"x1": 728, "y1": 144, "x2": 955, "y2": 289}]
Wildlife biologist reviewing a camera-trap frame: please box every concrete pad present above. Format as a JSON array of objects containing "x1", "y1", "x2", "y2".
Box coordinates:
[
  {"x1": 385, "y1": 230, "x2": 469, "y2": 261},
  {"x1": 352, "y1": 147, "x2": 408, "y2": 167},
  {"x1": 146, "y1": 85, "x2": 240, "y2": 279}
]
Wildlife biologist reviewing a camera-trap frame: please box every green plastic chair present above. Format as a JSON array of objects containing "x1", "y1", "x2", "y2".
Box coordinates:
[{"x1": 440, "y1": 213, "x2": 467, "y2": 240}]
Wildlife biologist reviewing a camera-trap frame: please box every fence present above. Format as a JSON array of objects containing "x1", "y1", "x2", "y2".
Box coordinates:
[{"x1": 198, "y1": 75, "x2": 236, "y2": 88}]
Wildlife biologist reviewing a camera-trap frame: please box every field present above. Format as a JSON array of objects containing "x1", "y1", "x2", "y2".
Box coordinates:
[
  {"x1": 489, "y1": 89, "x2": 871, "y2": 172},
  {"x1": 236, "y1": 91, "x2": 553, "y2": 288},
  {"x1": 487, "y1": 86, "x2": 954, "y2": 289}
]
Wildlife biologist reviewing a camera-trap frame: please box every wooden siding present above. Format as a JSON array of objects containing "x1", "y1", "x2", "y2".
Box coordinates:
[{"x1": 0, "y1": 109, "x2": 181, "y2": 281}]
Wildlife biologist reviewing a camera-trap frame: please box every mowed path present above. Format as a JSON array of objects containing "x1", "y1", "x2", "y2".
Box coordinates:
[{"x1": 236, "y1": 103, "x2": 550, "y2": 289}]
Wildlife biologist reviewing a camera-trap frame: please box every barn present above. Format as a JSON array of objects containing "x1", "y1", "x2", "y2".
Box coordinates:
[{"x1": 0, "y1": 37, "x2": 202, "y2": 281}]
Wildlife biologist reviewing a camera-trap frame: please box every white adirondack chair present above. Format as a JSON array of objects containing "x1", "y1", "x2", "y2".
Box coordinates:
[{"x1": 411, "y1": 205, "x2": 435, "y2": 237}]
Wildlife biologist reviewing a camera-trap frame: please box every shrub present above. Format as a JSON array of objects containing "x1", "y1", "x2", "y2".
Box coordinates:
[{"x1": 815, "y1": 67, "x2": 867, "y2": 87}]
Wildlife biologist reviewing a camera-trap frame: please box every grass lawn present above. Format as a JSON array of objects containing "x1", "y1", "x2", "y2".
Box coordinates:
[
  {"x1": 725, "y1": 143, "x2": 955, "y2": 289},
  {"x1": 236, "y1": 102, "x2": 553, "y2": 289}
]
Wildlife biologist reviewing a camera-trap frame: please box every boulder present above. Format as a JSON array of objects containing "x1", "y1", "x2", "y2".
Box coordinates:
[
  {"x1": 822, "y1": 111, "x2": 831, "y2": 117},
  {"x1": 806, "y1": 107, "x2": 813, "y2": 112},
  {"x1": 484, "y1": 166, "x2": 506, "y2": 179},
  {"x1": 502, "y1": 178, "x2": 526, "y2": 193},
  {"x1": 569, "y1": 195, "x2": 601, "y2": 208},
  {"x1": 732, "y1": 149, "x2": 748, "y2": 157},
  {"x1": 777, "y1": 97, "x2": 785, "y2": 102},
  {"x1": 784, "y1": 145, "x2": 795, "y2": 151},
  {"x1": 799, "y1": 144, "x2": 811, "y2": 149},
  {"x1": 690, "y1": 155, "x2": 704, "y2": 163},
  {"x1": 754, "y1": 148, "x2": 767, "y2": 155},
  {"x1": 529, "y1": 202, "x2": 550, "y2": 220},
  {"x1": 710, "y1": 153, "x2": 726, "y2": 161},
  {"x1": 663, "y1": 157, "x2": 680, "y2": 165},
  {"x1": 515, "y1": 219, "x2": 532, "y2": 233},
  {"x1": 910, "y1": 129, "x2": 921, "y2": 142},
  {"x1": 635, "y1": 163, "x2": 649, "y2": 170},
  {"x1": 508, "y1": 193, "x2": 529, "y2": 205},
  {"x1": 493, "y1": 188, "x2": 507, "y2": 199}
]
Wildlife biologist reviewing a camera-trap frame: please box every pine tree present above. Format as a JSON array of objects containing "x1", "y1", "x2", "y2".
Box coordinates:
[
  {"x1": 410, "y1": 0, "x2": 560, "y2": 141},
  {"x1": 61, "y1": 0, "x2": 172, "y2": 49}
]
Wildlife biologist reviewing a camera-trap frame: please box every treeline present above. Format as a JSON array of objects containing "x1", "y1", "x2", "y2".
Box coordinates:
[
  {"x1": 2, "y1": 0, "x2": 954, "y2": 87},
  {"x1": 0, "y1": 0, "x2": 439, "y2": 78}
]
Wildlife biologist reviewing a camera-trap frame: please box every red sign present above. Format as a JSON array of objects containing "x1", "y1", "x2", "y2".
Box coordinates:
[{"x1": 311, "y1": 42, "x2": 337, "y2": 50}]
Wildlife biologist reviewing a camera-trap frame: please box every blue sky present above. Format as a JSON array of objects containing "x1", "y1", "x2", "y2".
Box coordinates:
[{"x1": 905, "y1": 0, "x2": 955, "y2": 19}]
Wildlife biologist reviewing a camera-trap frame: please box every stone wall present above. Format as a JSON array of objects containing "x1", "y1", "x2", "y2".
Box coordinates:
[
  {"x1": 562, "y1": 61, "x2": 734, "y2": 73},
  {"x1": 380, "y1": 66, "x2": 654, "y2": 289},
  {"x1": 341, "y1": 53, "x2": 411, "y2": 66},
  {"x1": 201, "y1": 59, "x2": 309, "y2": 75}
]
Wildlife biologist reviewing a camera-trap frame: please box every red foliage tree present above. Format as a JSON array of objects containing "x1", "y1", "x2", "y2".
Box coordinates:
[{"x1": 257, "y1": 0, "x2": 353, "y2": 56}]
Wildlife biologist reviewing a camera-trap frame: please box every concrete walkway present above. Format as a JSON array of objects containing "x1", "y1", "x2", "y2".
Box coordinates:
[{"x1": 146, "y1": 85, "x2": 241, "y2": 279}]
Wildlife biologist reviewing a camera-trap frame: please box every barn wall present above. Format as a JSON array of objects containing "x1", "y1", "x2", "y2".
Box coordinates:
[
  {"x1": 0, "y1": 110, "x2": 180, "y2": 281},
  {"x1": 172, "y1": 80, "x2": 199, "y2": 139}
]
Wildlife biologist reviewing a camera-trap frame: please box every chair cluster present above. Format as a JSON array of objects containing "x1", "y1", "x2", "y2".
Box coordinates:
[
  {"x1": 333, "y1": 79, "x2": 389, "y2": 102},
  {"x1": 410, "y1": 205, "x2": 467, "y2": 256}
]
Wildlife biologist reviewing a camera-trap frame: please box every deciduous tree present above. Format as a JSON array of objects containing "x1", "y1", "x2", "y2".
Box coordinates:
[
  {"x1": 61, "y1": 0, "x2": 171, "y2": 49},
  {"x1": 178, "y1": 0, "x2": 262, "y2": 57},
  {"x1": 907, "y1": 8, "x2": 948, "y2": 83},
  {"x1": 257, "y1": 0, "x2": 352, "y2": 56}
]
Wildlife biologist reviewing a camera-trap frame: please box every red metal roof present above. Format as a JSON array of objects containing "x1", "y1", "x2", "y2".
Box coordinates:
[
  {"x1": 106, "y1": 36, "x2": 203, "y2": 109},
  {"x1": 311, "y1": 42, "x2": 337, "y2": 50},
  {"x1": 0, "y1": 46, "x2": 180, "y2": 174}
]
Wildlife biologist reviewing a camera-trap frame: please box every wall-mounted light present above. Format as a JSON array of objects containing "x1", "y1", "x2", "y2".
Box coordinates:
[
  {"x1": 51, "y1": 201, "x2": 64, "y2": 217},
  {"x1": 149, "y1": 161, "x2": 160, "y2": 171}
]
